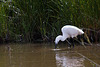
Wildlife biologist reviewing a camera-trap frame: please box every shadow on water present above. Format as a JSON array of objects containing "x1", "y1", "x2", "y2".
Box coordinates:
[{"x1": 0, "y1": 43, "x2": 100, "y2": 67}]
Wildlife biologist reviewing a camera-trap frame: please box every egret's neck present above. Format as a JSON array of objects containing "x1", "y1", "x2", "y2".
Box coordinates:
[
  {"x1": 55, "y1": 35, "x2": 67, "y2": 44},
  {"x1": 61, "y1": 35, "x2": 67, "y2": 41}
]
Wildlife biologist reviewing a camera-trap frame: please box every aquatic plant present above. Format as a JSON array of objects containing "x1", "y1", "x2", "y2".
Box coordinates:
[{"x1": 0, "y1": 0, "x2": 100, "y2": 43}]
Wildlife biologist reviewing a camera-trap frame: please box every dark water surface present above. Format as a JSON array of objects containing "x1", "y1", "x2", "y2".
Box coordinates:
[{"x1": 0, "y1": 43, "x2": 100, "y2": 67}]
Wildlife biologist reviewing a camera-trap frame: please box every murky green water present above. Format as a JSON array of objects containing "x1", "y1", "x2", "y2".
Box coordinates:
[{"x1": 0, "y1": 43, "x2": 100, "y2": 67}]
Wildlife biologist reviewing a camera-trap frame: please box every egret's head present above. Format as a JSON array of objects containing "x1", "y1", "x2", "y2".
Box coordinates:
[{"x1": 55, "y1": 35, "x2": 62, "y2": 48}]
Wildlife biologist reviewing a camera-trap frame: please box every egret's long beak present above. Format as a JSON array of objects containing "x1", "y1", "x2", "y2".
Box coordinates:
[{"x1": 55, "y1": 44, "x2": 57, "y2": 49}]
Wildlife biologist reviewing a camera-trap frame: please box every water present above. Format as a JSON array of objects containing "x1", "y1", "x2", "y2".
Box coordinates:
[{"x1": 0, "y1": 43, "x2": 100, "y2": 67}]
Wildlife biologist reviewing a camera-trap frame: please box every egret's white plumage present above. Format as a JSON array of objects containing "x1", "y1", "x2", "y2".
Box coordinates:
[{"x1": 55, "y1": 25, "x2": 84, "y2": 47}]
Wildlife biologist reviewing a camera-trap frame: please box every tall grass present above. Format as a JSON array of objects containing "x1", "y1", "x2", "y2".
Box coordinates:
[
  {"x1": 0, "y1": 0, "x2": 100, "y2": 43},
  {"x1": 0, "y1": 1, "x2": 8, "y2": 42}
]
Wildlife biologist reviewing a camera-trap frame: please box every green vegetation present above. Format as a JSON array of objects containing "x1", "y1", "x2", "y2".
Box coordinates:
[{"x1": 0, "y1": 0, "x2": 100, "y2": 43}]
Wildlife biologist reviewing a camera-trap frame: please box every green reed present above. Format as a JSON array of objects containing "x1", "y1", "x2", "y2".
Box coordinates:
[{"x1": 0, "y1": 0, "x2": 100, "y2": 42}]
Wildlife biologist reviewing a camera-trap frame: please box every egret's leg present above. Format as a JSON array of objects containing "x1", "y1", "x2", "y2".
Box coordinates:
[
  {"x1": 55, "y1": 44, "x2": 57, "y2": 49},
  {"x1": 70, "y1": 38, "x2": 74, "y2": 48},
  {"x1": 66, "y1": 38, "x2": 72, "y2": 48}
]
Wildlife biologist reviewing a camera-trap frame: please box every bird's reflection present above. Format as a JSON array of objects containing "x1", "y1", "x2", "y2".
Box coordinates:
[{"x1": 55, "y1": 52, "x2": 85, "y2": 67}]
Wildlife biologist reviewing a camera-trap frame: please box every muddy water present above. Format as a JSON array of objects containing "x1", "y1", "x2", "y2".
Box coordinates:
[{"x1": 0, "y1": 43, "x2": 100, "y2": 67}]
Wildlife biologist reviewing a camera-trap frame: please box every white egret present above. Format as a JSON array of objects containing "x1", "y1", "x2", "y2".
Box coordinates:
[{"x1": 55, "y1": 25, "x2": 84, "y2": 48}]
